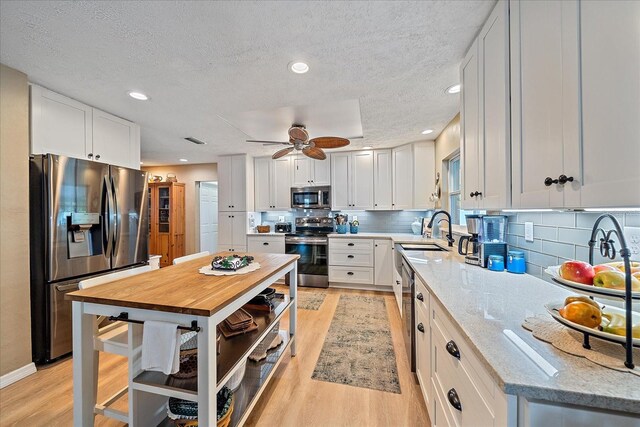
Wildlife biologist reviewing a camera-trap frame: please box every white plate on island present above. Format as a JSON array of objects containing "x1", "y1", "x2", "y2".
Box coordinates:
[
  {"x1": 545, "y1": 266, "x2": 640, "y2": 300},
  {"x1": 199, "y1": 262, "x2": 261, "y2": 276},
  {"x1": 545, "y1": 302, "x2": 640, "y2": 347}
]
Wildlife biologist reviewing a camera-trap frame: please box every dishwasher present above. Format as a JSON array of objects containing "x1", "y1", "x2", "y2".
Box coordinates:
[{"x1": 401, "y1": 254, "x2": 416, "y2": 372}]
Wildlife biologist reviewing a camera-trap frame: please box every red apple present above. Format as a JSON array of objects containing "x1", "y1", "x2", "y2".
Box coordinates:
[
  {"x1": 593, "y1": 264, "x2": 617, "y2": 274},
  {"x1": 559, "y1": 260, "x2": 595, "y2": 285}
]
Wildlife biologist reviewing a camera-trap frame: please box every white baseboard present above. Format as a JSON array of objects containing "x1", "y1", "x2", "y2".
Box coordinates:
[{"x1": 0, "y1": 362, "x2": 36, "y2": 389}]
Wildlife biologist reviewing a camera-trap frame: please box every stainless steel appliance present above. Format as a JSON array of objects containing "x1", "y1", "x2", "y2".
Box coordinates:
[
  {"x1": 400, "y1": 254, "x2": 416, "y2": 372},
  {"x1": 285, "y1": 216, "x2": 334, "y2": 288},
  {"x1": 459, "y1": 215, "x2": 508, "y2": 267},
  {"x1": 290, "y1": 185, "x2": 331, "y2": 209},
  {"x1": 30, "y1": 154, "x2": 149, "y2": 363},
  {"x1": 275, "y1": 222, "x2": 292, "y2": 233}
]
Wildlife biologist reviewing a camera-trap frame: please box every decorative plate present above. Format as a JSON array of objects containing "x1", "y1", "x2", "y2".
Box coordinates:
[
  {"x1": 545, "y1": 302, "x2": 640, "y2": 347},
  {"x1": 545, "y1": 265, "x2": 640, "y2": 300},
  {"x1": 199, "y1": 262, "x2": 261, "y2": 276}
]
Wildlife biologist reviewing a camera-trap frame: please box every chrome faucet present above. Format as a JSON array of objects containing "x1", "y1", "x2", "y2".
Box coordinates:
[{"x1": 427, "y1": 210, "x2": 455, "y2": 247}]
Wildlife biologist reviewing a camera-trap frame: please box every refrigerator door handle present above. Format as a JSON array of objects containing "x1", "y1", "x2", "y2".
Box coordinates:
[
  {"x1": 111, "y1": 175, "x2": 120, "y2": 257},
  {"x1": 103, "y1": 175, "x2": 114, "y2": 258}
]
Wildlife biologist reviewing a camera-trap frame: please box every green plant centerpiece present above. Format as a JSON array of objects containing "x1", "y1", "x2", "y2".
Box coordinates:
[{"x1": 211, "y1": 254, "x2": 254, "y2": 271}]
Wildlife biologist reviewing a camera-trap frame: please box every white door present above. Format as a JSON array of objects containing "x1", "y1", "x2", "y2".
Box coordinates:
[
  {"x1": 331, "y1": 153, "x2": 351, "y2": 209},
  {"x1": 218, "y1": 213, "x2": 234, "y2": 250},
  {"x1": 374, "y1": 239, "x2": 393, "y2": 286},
  {"x1": 92, "y1": 108, "x2": 137, "y2": 168},
  {"x1": 254, "y1": 157, "x2": 272, "y2": 210},
  {"x1": 577, "y1": 0, "x2": 640, "y2": 208},
  {"x1": 351, "y1": 151, "x2": 374, "y2": 210},
  {"x1": 392, "y1": 145, "x2": 413, "y2": 210},
  {"x1": 272, "y1": 157, "x2": 292, "y2": 209},
  {"x1": 199, "y1": 182, "x2": 218, "y2": 253},
  {"x1": 312, "y1": 158, "x2": 331, "y2": 186},
  {"x1": 373, "y1": 149, "x2": 393, "y2": 210},
  {"x1": 461, "y1": 40, "x2": 480, "y2": 210},
  {"x1": 292, "y1": 156, "x2": 311, "y2": 186},
  {"x1": 30, "y1": 84, "x2": 93, "y2": 159}
]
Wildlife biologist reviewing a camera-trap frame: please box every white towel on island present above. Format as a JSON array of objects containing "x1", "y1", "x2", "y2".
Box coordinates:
[{"x1": 141, "y1": 320, "x2": 181, "y2": 375}]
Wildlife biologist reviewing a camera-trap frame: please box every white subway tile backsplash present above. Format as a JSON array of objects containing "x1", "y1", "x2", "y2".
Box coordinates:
[
  {"x1": 542, "y1": 240, "x2": 575, "y2": 259},
  {"x1": 509, "y1": 223, "x2": 525, "y2": 237},
  {"x1": 516, "y1": 236, "x2": 542, "y2": 252},
  {"x1": 541, "y1": 212, "x2": 576, "y2": 227},
  {"x1": 533, "y1": 225, "x2": 557, "y2": 240},
  {"x1": 528, "y1": 251, "x2": 558, "y2": 268}
]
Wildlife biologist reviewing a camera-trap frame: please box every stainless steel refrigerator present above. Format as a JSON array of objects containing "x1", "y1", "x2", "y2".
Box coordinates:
[{"x1": 30, "y1": 154, "x2": 149, "y2": 363}]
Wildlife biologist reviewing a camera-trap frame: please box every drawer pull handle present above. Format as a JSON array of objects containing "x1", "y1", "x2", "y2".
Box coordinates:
[
  {"x1": 347, "y1": 272, "x2": 354, "y2": 275},
  {"x1": 263, "y1": 242, "x2": 269, "y2": 245},
  {"x1": 347, "y1": 255, "x2": 354, "y2": 258},
  {"x1": 446, "y1": 340, "x2": 461, "y2": 359},
  {"x1": 447, "y1": 388, "x2": 462, "y2": 412},
  {"x1": 416, "y1": 293, "x2": 424, "y2": 302},
  {"x1": 348, "y1": 243, "x2": 355, "y2": 246},
  {"x1": 417, "y1": 323, "x2": 425, "y2": 333}
]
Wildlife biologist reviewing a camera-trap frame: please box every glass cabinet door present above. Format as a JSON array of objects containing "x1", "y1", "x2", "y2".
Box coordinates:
[{"x1": 158, "y1": 187, "x2": 170, "y2": 233}]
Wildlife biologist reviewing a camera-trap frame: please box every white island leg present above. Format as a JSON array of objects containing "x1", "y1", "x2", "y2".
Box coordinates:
[
  {"x1": 289, "y1": 263, "x2": 298, "y2": 356},
  {"x1": 72, "y1": 301, "x2": 97, "y2": 427},
  {"x1": 197, "y1": 315, "x2": 217, "y2": 425}
]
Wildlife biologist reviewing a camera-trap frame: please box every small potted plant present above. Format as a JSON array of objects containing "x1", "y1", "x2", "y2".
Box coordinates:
[{"x1": 349, "y1": 219, "x2": 359, "y2": 234}]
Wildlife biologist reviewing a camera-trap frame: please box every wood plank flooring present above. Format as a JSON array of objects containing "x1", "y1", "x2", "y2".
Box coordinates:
[{"x1": 0, "y1": 287, "x2": 430, "y2": 426}]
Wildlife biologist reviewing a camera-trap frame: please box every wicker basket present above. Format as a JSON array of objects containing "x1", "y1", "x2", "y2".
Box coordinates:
[{"x1": 256, "y1": 225, "x2": 271, "y2": 233}]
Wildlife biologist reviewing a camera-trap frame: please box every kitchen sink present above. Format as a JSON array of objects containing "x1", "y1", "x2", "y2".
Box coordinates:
[{"x1": 400, "y1": 243, "x2": 449, "y2": 252}]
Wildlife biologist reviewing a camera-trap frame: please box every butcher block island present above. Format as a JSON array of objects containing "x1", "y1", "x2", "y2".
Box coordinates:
[{"x1": 67, "y1": 252, "x2": 299, "y2": 427}]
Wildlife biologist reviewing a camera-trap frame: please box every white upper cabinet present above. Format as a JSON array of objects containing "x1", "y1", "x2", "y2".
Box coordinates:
[
  {"x1": 392, "y1": 144, "x2": 413, "y2": 210},
  {"x1": 30, "y1": 84, "x2": 140, "y2": 169},
  {"x1": 373, "y1": 149, "x2": 393, "y2": 210},
  {"x1": 412, "y1": 141, "x2": 435, "y2": 210},
  {"x1": 461, "y1": 40, "x2": 480, "y2": 209},
  {"x1": 254, "y1": 156, "x2": 292, "y2": 211},
  {"x1": 219, "y1": 154, "x2": 254, "y2": 212},
  {"x1": 330, "y1": 151, "x2": 374, "y2": 210},
  {"x1": 577, "y1": 0, "x2": 640, "y2": 207},
  {"x1": 292, "y1": 156, "x2": 330, "y2": 187},
  {"x1": 510, "y1": 0, "x2": 580, "y2": 208}
]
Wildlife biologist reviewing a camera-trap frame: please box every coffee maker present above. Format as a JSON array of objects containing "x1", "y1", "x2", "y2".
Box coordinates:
[{"x1": 458, "y1": 215, "x2": 508, "y2": 267}]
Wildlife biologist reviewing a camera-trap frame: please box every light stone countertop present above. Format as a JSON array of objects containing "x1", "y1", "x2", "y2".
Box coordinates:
[
  {"x1": 246, "y1": 232, "x2": 286, "y2": 237},
  {"x1": 327, "y1": 232, "x2": 446, "y2": 244},
  {"x1": 402, "y1": 248, "x2": 640, "y2": 414}
]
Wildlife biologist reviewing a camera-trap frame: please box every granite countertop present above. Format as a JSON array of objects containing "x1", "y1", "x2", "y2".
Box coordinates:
[{"x1": 403, "y1": 249, "x2": 640, "y2": 414}]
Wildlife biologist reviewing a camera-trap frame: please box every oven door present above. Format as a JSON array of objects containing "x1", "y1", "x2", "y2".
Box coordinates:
[
  {"x1": 285, "y1": 237, "x2": 329, "y2": 288},
  {"x1": 290, "y1": 186, "x2": 330, "y2": 209}
]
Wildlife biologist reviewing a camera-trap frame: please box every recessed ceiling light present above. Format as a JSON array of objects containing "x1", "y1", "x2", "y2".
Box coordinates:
[
  {"x1": 445, "y1": 84, "x2": 461, "y2": 94},
  {"x1": 179, "y1": 158, "x2": 188, "y2": 162},
  {"x1": 421, "y1": 129, "x2": 434, "y2": 135},
  {"x1": 289, "y1": 61, "x2": 309, "y2": 74},
  {"x1": 128, "y1": 91, "x2": 149, "y2": 101},
  {"x1": 362, "y1": 146, "x2": 373, "y2": 150}
]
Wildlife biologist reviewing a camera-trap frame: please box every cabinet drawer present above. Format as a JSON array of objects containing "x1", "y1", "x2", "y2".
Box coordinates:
[
  {"x1": 247, "y1": 236, "x2": 285, "y2": 253},
  {"x1": 329, "y1": 266, "x2": 374, "y2": 284},
  {"x1": 432, "y1": 378, "x2": 454, "y2": 427},
  {"x1": 329, "y1": 251, "x2": 374, "y2": 267},
  {"x1": 329, "y1": 238, "x2": 374, "y2": 253}
]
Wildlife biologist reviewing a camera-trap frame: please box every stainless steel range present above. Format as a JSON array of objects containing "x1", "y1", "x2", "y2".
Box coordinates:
[{"x1": 285, "y1": 216, "x2": 334, "y2": 288}]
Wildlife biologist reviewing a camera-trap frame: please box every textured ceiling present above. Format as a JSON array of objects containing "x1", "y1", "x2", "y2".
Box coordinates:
[{"x1": 0, "y1": 1, "x2": 494, "y2": 165}]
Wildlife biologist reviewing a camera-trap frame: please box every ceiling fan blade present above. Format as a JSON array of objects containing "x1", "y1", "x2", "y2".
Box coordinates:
[
  {"x1": 288, "y1": 126, "x2": 309, "y2": 142},
  {"x1": 272, "y1": 147, "x2": 295, "y2": 159},
  {"x1": 302, "y1": 146, "x2": 327, "y2": 160},
  {"x1": 309, "y1": 136, "x2": 350, "y2": 149},
  {"x1": 246, "y1": 139, "x2": 291, "y2": 145}
]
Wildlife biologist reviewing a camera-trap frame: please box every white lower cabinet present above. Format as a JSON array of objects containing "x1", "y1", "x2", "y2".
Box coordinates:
[
  {"x1": 329, "y1": 237, "x2": 396, "y2": 289},
  {"x1": 218, "y1": 212, "x2": 247, "y2": 252},
  {"x1": 374, "y1": 239, "x2": 393, "y2": 286},
  {"x1": 415, "y1": 277, "x2": 431, "y2": 413},
  {"x1": 247, "y1": 235, "x2": 285, "y2": 254}
]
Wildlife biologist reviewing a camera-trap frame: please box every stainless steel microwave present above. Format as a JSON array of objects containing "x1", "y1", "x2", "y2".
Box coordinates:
[{"x1": 291, "y1": 186, "x2": 331, "y2": 209}]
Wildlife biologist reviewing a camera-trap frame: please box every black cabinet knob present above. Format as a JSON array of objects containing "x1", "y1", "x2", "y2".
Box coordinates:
[
  {"x1": 417, "y1": 323, "x2": 425, "y2": 333},
  {"x1": 544, "y1": 177, "x2": 558, "y2": 187},
  {"x1": 347, "y1": 255, "x2": 354, "y2": 258},
  {"x1": 95, "y1": 154, "x2": 101, "y2": 160},
  {"x1": 558, "y1": 174, "x2": 574, "y2": 185},
  {"x1": 416, "y1": 293, "x2": 424, "y2": 302},
  {"x1": 475, "y1": 191, "x2": 482, "y2": 197},
  {"x1": 446, "y1": 340, "x2": 461, "y2": 359},
  {"x1": 348, "y1": 243, "x2": 355, "y2": 246},
  {"x1": 470, "y1": 191, "x2": 482, "y2": 197},
  {"x1": 263, "y1": 242, "x2": 269, "y2": 245},
  {"x1": 447, "y1": 388, "x2": 462, "y2": 411},
  {"x1": 347, "y1": 271, "x2": 354, "y2": 275},
  {"x1": 87, "y1": 153, "x2": 93, "y2": 158},
  {"x1": 470, "y1": 192, "x2": 475, "y2": 198}
]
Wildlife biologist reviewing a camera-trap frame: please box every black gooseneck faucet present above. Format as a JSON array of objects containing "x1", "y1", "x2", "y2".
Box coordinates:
[{"x1": 427, "y1": 210, "x2": 455, "y2": 247}]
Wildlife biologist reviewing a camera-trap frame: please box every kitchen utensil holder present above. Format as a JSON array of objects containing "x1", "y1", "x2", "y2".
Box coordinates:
[
  {"x1": 336, "y1": 224, "x2": 348, "y2": 234},
  {"x1": 350, "y1": 225, "x2": 359, "y2": 234}
]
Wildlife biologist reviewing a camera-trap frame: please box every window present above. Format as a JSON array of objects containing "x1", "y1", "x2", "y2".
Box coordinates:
[{"x1": 448, "y1": 155, "x2": 462, "y2": 225}]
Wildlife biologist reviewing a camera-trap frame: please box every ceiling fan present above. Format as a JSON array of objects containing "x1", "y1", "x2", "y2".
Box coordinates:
[{"x1": 246, "y1": 125, "x2": 351, "y2": 160}]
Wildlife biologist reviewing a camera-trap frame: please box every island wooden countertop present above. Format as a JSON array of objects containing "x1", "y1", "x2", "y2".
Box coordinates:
[{"x1": 66, "y1": 253, "x2": 299, "y2": 316}]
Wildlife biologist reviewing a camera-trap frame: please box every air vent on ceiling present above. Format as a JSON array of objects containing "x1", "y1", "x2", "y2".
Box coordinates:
[{"x1": 185, "y1": 137, "x2": 206, "y2": 145}]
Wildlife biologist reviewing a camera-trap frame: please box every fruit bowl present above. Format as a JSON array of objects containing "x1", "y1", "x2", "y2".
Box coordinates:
[
  {"x1": 545, "y1": 302, "x2": 640, "y2": 347},
  {"x1": 545, "y1": 266, "x2": 640, "y2": 300}
]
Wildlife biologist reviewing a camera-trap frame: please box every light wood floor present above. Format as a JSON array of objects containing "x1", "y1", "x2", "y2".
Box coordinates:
[{"x1": 0, "y1": 287, "x2": 429, "y2": 426}]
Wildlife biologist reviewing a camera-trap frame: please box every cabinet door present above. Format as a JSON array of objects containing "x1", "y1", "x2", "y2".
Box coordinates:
[
  {"x1": 292, "y1": 156, "x2": 311, "y2": 186},
  {"x1": 30, "y1": 85, "x2": 92, "y2": 159},
  {"x1": 351, "y1": 151, "x2": 374, "y2": 210},
  {"x1": 374, "y1": 239, "x2": 393, "y2": 286},
  {"x1": 460, "y1": 40, "x2": 480, "y2": 210},
  {"x1": 254, "y1": 157, "x2": 272, "y2": 211},
  {"x1": 415, "y1": 301, "x2": 430, "y2": 411},
  {"x1": 232, "y1": 213, "x2": 247, "y2": 248},
  {"x1": 218, "y1": 156, "x2": 233, "y2": 210},
  {"x1": 230, "y1": 155, "x2": 247, "y2": 211},
  {"x1": 510, "y1": 0, "x2": 575, "y2": 208},
  {"x1": 413, "y1": 142, "x2": 435, "y2": 209},
  {"x1": 312, "y1": 158, "x2": 331, "y2": 186},
  {"x1": 373, "y1": 149, "x2": 393, "y2": 210},
  {"x1": 218, "y1": 214, "x2": 234, "y2": 248},
  {"x1": 479, "y1": 1, "x2": 510, "y2": 210},
  {"x1": 578, "y1": 1, "x2": 640, "y2": 207},
  {"x1": 331, "y1": 153, "x2": 351, "y2": 209},
  {"x1": 92, "y1": 109, "x2": 138, "y2": 168},
  {"x1": 272, "y1": 157, "x2": 292, "y2": 209},
  {"x1": 392, "y1": 145, "x2": 413, "y2": 210},
  {"x1": 158, "y1": 233, "x2": 170, "y2": 267}
]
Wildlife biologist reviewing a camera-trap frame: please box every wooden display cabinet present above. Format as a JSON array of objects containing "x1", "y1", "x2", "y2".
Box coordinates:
[{"x1": 148, "y1": 182, "x2": 185, "y2": 267}]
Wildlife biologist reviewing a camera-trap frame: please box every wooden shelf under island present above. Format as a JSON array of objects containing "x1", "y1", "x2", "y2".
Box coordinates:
[{"x1": 67, "y1": 252, "x2": 300, "y2": 427}]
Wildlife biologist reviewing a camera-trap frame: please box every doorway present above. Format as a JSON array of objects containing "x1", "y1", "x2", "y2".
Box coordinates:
[{"x1": 199, "y1": 181, "x2": 218, "y2": 253}]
